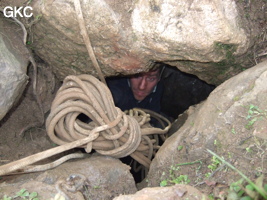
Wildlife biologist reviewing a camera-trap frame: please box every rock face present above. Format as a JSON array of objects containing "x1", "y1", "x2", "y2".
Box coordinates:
[
  {"x1": 147, "y1": 60, "x2": 267, "y2": 189},
  {"x1": 0, "y1": 155, "x2": 137, "y2": 200},
  {"x1": 131, "y1": 0, "x2": 248, "y2": 61},
  {"x1": 113, "y1": 184, "x2": 207, "y2": 200},
  {"x1": 0, "y1": 0, "x2": 261, "y2": 84},
  {"x1": 0, "y1": 0, "x2": 265, "y2": 120},
  {"x1": 0, "y1": 16, "x2": 29, "y2": 121}
]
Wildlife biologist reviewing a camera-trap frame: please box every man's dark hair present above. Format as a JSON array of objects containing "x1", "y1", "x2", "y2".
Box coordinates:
[{"x1": 149, "y1": 62, "x2": 165, "y2": 79}]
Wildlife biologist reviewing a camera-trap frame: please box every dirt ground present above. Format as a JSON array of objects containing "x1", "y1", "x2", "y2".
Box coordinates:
[{"x1": 0, "y1": 63, "x2": 60, "y2": 181}]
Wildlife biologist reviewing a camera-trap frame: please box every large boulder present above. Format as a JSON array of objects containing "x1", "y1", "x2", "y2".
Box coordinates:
[
  {"x1": 0, "y1": 155, "x2": 137, "y2": 200},
  {"x1": 0, "y1": 0, "x2": 263, "y2": 84},
  {"x1": 113, "y1": 184, "x2": 208, "y2": 200},
  {"x1": 147, "y1": 60, "x2": 267, "y2": 190},
  {"x1": 0, "y1": 15, "x2": 29, "y2": 121}
]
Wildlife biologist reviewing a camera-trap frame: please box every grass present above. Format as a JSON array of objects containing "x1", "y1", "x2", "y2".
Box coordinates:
[
  {"x1": 160, "y1": 165, "x2": 190, "y2": 187},
  {"x1": 205, "y1": 155, "x2": 222, "y2": 178},
  {"x1": 245, "y1": 104, "x2": 267, "y2": 130},
  {"x1": 160, "y1": 160, "x2": 202, "y2": 187},
  {"x1": 207, "y1": 149, "x2": 267, "y2": 199},
  {"x1": 1, "y1": 189, "x2": 39, "y2": 200},
  {"x1": 158, "y1": 148, "x2": 267, "y2": 199}
]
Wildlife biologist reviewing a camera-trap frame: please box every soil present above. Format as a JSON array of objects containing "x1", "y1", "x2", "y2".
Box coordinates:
[{"x1": 0, "y1": 63, "x2": 60, "y2": 181}]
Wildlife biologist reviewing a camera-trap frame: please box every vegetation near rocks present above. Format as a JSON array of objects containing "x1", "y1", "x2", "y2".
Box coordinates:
[
  {"x1": 245, "y1": 104, "x2": 267, "y2": 130},
  {"x1": 1, "y1": 189, "x2": 39, "y2": 200},
  {"x1": 158, "y1": 149, "x2": 267, "y2": 200},
  {"x1": 208, "y1": 149, "x2": 267, "y2": 200}
]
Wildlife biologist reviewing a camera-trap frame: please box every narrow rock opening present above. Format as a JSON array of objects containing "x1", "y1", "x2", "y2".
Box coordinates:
[
  {"x1": 103, "y1": 64, "x2": 215, "y2": 184},
  {"x1": 36, "y1": 62, "x2": 216, "y2": 185},
  {"x1": 161, "y1": 65, "x2": 216, "y2": 119}
]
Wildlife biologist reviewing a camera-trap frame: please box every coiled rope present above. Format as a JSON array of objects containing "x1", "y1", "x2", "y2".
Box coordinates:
[
  {"x1": 0, "y1": 74, "x2": 171, "y2": 176},
  {"x1": 47, "y1": 74, "x2": 171, "y2": 166}
]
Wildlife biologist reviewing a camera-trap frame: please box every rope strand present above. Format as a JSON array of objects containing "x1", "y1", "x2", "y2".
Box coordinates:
[{"x1": 74, "y1": 0, "x2": 107, "y2": 85}]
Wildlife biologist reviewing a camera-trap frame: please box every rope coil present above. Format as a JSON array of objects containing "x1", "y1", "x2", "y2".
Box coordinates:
[
  {"x1": 46, "y1": 74, "x2": 171, "y2": 167},
  {"x1": 0, "y1": 74, "x2": 170, "y2": 176}
]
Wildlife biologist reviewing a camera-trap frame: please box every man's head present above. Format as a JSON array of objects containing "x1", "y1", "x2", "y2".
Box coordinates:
[{"x1": 129, "y1": 67, "x2": 162, "y2": 101}]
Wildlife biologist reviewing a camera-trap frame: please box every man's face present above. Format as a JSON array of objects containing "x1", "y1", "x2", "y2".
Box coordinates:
[{"x1": 129, "y1": 69, "x2": 160, "y2": 101}]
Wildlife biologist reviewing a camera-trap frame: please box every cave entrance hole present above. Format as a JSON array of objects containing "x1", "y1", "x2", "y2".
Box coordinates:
[
  {"x1": 103, "y1": 64, "x2": 216, "y2": 184},
  {"x1": 161, "y1": 64, "x2": 215, "y2": 119},
  {"x1": 78, "y1": 64, "x2": 215, "y2": 184}
]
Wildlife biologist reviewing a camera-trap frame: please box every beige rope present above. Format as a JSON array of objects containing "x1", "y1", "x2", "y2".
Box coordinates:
[
  {"x1": 46, "y1": 74, "x2": 171, "y2": 164},
  {"x1": 0, "y1": 74, "x2": 170, "y2": 176},
  {"x1": 74, "y1": 0, "x2": 107, "y2": 85},
  {"x1": 5, "y1": 153, "x2": 88, "y2": 175}
]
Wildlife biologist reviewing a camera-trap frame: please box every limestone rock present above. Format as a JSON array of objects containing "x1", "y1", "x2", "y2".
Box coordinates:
[
  {"x1": 113, "y1": 184, "x2": 208, "y2": 200},
  {"x1": 147, "y1": 60, "x2": 267, "y2": 189},
  {"x1": 131, "y1": 0, "x2": 248, "y2": 62},
  {"x1": 0, "y1": 0, "x2": 259, "y2": 84},
  {"x1": 0, "y1": 16, "x2": 29, "y2": 121},
  {"x1": 0, "y1": 155, "x2": 137, "y2": 200}
]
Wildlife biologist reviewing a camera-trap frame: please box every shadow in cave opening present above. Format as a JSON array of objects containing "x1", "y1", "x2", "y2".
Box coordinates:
[
  {"x1": 160, "y1": 64, "x2": 216, "y2": 120},
  {"x1": 127, "y1": 64, "x2": 216, "y2": 184}
]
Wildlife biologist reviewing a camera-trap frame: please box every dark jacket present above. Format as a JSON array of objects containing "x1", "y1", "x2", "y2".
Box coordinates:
[{"x1": 106, "y1": 77, "x2": 163, "y2": 113}]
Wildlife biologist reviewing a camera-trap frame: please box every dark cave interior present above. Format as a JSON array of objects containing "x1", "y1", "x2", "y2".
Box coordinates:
[
  {"x1": 117, "y1": 64, "x2": 216, "y2": 183},
  {"x1": 161, "y1": 65, "x2": 215, "y2": 119}
]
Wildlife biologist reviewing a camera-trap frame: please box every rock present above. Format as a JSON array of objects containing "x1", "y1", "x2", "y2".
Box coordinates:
[
  {"x1": 131, "y1": 0, "x2": 251, "y2": 84},
  {"x1": 0, "y1": 0, "x2": 261, "y2": 84},
  {"x1": 132, "y1": 0, "x2": 248, "y2": 61},
  {"x1": 0, "y1": 15, "x2": 29, "y2": 121},
  {"x1": 0, "y1": 154, "x2": 137, "y2": 200},
  {"x1": 147, "y1": 60, "x2": 267, "y2": 188},
  {"x1": 113, "y1": 184, "x2": 208, "y2": 200}
]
